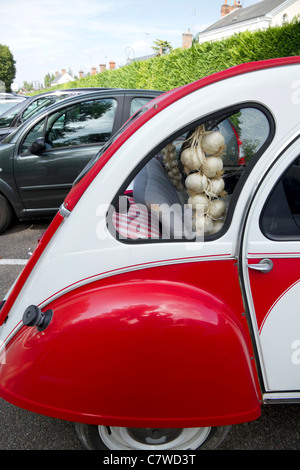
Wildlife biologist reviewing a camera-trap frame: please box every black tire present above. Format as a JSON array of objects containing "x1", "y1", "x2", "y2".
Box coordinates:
[
  {"x1": 75, "y1": 423, "x2": 231, "y2": 450},
  {"x1": 0, "y1": 194, "x2": 13, "y2": 234}
]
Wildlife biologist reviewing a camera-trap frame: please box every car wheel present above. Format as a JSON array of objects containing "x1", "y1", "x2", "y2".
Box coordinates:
[
  {"x1": 0, "y1": 194, "x2": 13, "y2": 234},
  {"x1": 75, "y1": 423, "x2": 231, "y2": 450}
]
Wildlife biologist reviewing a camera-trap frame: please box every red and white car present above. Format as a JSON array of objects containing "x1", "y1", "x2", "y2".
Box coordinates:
[{"x1": 0, "y1": 56, "x2": 300, "y2": 450}]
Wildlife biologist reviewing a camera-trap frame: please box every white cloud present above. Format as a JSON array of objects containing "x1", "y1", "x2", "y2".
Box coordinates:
[{"x1": 1, "y1": 0, "x2": 240, "y2": 87}]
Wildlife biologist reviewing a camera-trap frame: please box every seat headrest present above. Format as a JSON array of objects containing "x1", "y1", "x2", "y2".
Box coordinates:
[{"x1": 133, "y1": 158, "x2": 182, "y2": 209}]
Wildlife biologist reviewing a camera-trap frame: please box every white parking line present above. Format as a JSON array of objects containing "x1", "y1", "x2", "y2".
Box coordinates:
[{"x1": 0, "y1": 259, "x2": 28, "y2": 265}]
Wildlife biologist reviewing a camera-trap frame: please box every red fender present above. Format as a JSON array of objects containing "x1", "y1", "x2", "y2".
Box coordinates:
[{"x1": 0, "y1": 263, "x2": 261, "y2": 427}]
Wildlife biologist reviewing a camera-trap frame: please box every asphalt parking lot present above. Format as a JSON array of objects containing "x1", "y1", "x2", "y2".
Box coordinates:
[{"x1": 0, "y1": 219, "x2": 300, "y2": 451}]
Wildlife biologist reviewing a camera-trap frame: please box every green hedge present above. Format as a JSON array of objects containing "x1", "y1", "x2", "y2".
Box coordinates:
[{"x1": 43, "y1": 18, "x2": 300, "y2": 93}]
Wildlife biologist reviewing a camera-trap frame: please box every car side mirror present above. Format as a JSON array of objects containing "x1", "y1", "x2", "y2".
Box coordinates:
[{"x1": 29, "y1": 137, "x2": 46, "y2": 155}]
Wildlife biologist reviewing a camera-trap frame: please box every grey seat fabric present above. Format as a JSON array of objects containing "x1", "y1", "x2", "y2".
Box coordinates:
[
  {"x1": 133, "y1": 158, "x2": 192, "y2": 238},
  {"x1": 133, "y1": 158, "x2": 182, "y2": 208}
]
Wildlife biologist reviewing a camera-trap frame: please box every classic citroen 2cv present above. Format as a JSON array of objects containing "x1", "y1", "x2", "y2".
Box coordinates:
[{"x1": 1, "y1": 56, "x2": 300, "y2": 450}]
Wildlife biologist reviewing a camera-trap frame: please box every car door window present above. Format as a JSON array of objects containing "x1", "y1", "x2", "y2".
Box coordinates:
[
  {"x1": 20, "y1": 98, "x2": 117, "y2": 153},
  {"x1": 110, "y1": 105, "x2": 272, "y2": 242},
  {"x1": 46, "y1": 98, "x2": 117, "y2": 148},
  {"x1": 130, "y1": 97, "x2": 154, "y2": 116},
  {"x1": 261, "y1": 155, "x2": 300, "y2": 240},
  {"x1": 21, "y1": 117, "x2": 47, "y2": 153}
]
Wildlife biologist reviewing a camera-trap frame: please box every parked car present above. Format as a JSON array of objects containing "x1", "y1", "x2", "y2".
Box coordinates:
[
  {"x1": 0, "y1": 93, "x2": 27, "y2": 115},
  {"x1": 0, "y1": 88, "x2": 163, "y2": 232},
  {"x1": 0, "y1": 57, "x2": 299, "y2": 451},
  {"x1": 0, "y1": 88, "x2": 110, "y2": 142}
]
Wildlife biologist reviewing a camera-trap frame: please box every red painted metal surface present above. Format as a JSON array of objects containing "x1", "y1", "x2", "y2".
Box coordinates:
[{"x1": 0, "y1": 260, "x2": 261, "y2": 426}]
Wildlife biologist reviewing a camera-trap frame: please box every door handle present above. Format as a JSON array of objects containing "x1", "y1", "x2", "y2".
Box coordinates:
[{"x1": 247, "y1": 258, "x2": 273, "y2": 273}]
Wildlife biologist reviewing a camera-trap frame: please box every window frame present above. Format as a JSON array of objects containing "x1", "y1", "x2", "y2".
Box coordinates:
[
  {"x1": 109, "y1": 101, "x2": 275, "y2": 245},
  {"x1": 260, "y1": 152, "x2": 300, "y2": 241}
]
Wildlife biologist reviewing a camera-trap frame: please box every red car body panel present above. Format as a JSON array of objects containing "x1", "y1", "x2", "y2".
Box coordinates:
[{"x1": 0, "y1": 260, "x2": 261, "y2": 426}]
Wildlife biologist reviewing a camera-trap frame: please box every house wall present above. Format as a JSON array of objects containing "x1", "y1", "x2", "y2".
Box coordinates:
[
  {"x1": 198, "y1": 18, "x2": 271, "y2": 43},
  {"x1": 271, "y1": 0, "x2": 300, "y2": 25},
  {"x1": 50, "y1": 74, "x2": 73, "y2": 86},
  {"x1": 198, "y1": 0, "x2": 300, "y2": 44},
  {"x1": 57, "y1": 75, "x2": 73, "y2": 84}
]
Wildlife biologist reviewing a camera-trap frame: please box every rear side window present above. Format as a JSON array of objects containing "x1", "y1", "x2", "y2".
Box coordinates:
[
  {"x1": 130, "y1": 97, "x2": 154, "y2": 116},
  {"x1": 110, "y1": 105, "x2": 272, "y2": 242},
  {"x1": 261, "y1": 156, "x2": 300, "y2": 240}
]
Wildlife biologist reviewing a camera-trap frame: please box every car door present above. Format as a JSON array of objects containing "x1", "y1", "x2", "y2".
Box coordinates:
[
  {"x1": 241, "y1": 136, "x2": 300, "y2": 393},
  {"x1": 13, "y1": 96, "x2": 120, "y2": 211}
]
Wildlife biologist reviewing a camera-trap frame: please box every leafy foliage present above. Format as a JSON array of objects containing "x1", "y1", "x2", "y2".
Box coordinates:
[
  {"x1": 0, "y1": 44, "x2": 16, "y2": 92},
  {"x1": 39, "y1": 19, "x2": 300, "y2": 94},
  {"x1": 152, "y1": 39, "x2": 173, "y2": 54}
]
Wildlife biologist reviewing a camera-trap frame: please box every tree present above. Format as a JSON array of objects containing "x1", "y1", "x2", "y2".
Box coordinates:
[
  {"x1": 44, "y1": 72, "x2": 55, "y2": 88},
  {"x1": 23, "y1": 81, "x2": 34, "y2": 92},
  {"x1": 152, "y1": 39, "x2": 173, "y2": 55},
  {"x1": 0, "y1": 44, "x2": 16, "y2": 92}
]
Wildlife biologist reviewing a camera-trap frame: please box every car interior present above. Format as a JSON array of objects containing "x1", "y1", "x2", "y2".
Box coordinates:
[{"x1": 110, "y1": 105, "x2": 272, "y2": 243}]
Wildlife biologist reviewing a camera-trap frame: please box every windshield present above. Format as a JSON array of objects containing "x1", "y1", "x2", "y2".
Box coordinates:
[
  {"x1": 0, "y1": 93, "x2": 75, "y2": 129},
  {"x1": 0, "y1": 99, "x2": 24, "y2": 114},
  {"x1": 0, "y1": 101, "x2": 26, "y2": 128},
  {"x1": 21, "y1": 94, "x2": 72, "y2": 122}
]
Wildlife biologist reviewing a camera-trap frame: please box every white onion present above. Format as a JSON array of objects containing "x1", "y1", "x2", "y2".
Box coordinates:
[
  {"x1": 208, "y1": 199, "x2": 226, "y2": 219},
  {"x1": 206, "y1": 177, "x2": 225, "y2": 197},
  {"x1": 162, "y1": 144, "x2": 175, "y2": 154},
  {"x1": 211, "y1": 220, "x2": 224, "y2": 234},
  {"x1": 169, "y1": 168, "x2": 178, "y2": 177},
  {"x1": 202, "y1": 131, "x2": 225, "y2": 156},
  {"x1": 202, "y1": 156, "x2": 223, "y2": 178},
  {"x1": 188, "y1": 193, "x2": 209, "y2": 212},
  {"x1": 185, "y1": 172, "x2": 208, "y2": 194},
  {"x1": 193, "y1": 214, "x2": 214, "y2": 235},
  {"x1": 181, "y1": 146, "x2": 204, "y2": 171}
]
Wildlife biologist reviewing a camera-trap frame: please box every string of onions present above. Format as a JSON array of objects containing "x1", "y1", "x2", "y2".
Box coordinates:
[
  {"x1": 180, "y1": 125, "x2": 206, "y2": 175},
  {"x1": 161, "y1": 143, "x2": 183, "y2": 191},
  {"x1": 180, "y1": 125, "x2": 227, "y2": 236}
]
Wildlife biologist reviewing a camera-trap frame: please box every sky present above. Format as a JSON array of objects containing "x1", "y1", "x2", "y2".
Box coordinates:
[{"x1": 0, "y1": 0, "x2": 260, "y2": 90}]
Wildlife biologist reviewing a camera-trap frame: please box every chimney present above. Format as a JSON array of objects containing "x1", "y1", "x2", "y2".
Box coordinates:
[
  {"x1": 91, "y1": 66, "x2": 97, "y2": 75},
  {"x1": 182, "y1": 29, "x2": 193, "y2": 49},
  {"x1": 99, "y1": 64, "x2": 106, "y2": 73},
  {"x1": 61, "y1": 69, "x2": 66, "y2": 75},
  {"x1": 221, "y1": 0, "x2": 241, "y2": 17},
  {"x1": 55, "y1": 71, "x2": 59, "y2": 77},
  {"x1": 109, "y1": 61, "x2": 116, "y2": 70},
  {"x1": 79, "y1": 70, "x2": 84, "y2": 79}
]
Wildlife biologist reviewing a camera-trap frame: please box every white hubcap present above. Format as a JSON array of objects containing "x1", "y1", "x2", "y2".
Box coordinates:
[{"x1": 99, "y1": 426, "x2": 211, "y2": 450}]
